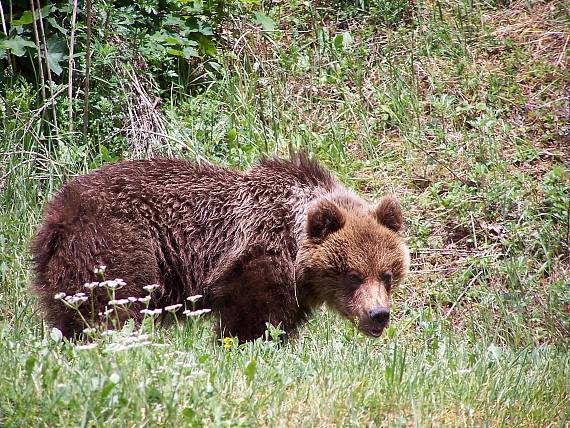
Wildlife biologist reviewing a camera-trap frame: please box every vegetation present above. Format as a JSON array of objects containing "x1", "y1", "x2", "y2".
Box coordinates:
[{"x1": 1, "y1": 0, "x2": 569, "y2": 426}]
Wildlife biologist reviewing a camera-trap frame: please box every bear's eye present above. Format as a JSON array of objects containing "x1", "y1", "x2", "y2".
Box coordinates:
[
  {"x1": 346, "y1": 271, "x2": 364, "y2": 287},
  {"x1": 380, "y1": 271, "x2": 393, "y2": 290}
]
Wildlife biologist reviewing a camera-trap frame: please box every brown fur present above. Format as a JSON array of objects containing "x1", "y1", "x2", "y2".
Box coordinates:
[{"x1": 30, "y1": 154, "x2": 409, "y2": 341}]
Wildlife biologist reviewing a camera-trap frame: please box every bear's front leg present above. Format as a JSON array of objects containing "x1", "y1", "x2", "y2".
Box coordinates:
[{"x1": 211, "y1": 254, "x2": 300, "y2": 342}]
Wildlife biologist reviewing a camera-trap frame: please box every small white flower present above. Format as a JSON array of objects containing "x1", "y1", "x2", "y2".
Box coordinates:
[
  {"x1": 84, "y1": 282, "x2": 99, "y2": 290},
  {"x1": 54, "y1": 292, "x2": 66, "y2": 300},
  {"x1": 183, "y1": 308, "x2": 212, "y2": 317},
  {"x1": 108, "y1": 298, "x2": 130, "y2": 306},
  {"x1": 94, "y1": 265, "x2": 107, "y2": 275},
  {"x1": 50, "y1": 328, "x2": 63, "y2": 342},
  {"x1": 187, "y1": 294, "x2": 203, "y2": 303},
  {"x1": 164, "y1": 304, "x2": 182, "y2": 312},
  {"x1": 143, "y1": 284, "x2": 160, "y2": 292},
  {"x1": 141, "y1": 308, "x2": 163, "y2": 315},
  {"x1": 82, "y1": 327, "x2": 97, "y2": 334},
  {"x1": 100, "y1": 280, "x2": 119, "y2": 289},
  {"x1": 64, "y1": 295, "x2": 88, "y2": 305},
  {"x1": 76, "y1": 343, "x2": 97, "y2": 350},
  {"x1": 122, "y1": 333, "x2": 150, "y2": 344},
  {"x1": 109, "y1": 373, "x2": 120, "y2": 384},
  {"x1": 138, "y1": 296, "x2": 151, "y2": 304},
  {"x1": 115, "y1": 278, "x2": 127, "y2": 286},
  {"x1": 98, "y1": 308, "x2": 113, "y2": 317},
  {"x1": 127, "y1": 297, "x2": 138, "y2": 302},
  {"x1": 74, "y1": 292, "x2": 87, "y2": 297}
]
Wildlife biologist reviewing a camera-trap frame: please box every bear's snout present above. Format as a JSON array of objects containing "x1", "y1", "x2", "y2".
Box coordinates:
[
  {"x1": 369, "y1": 307, "x2": 390, "y2": 325},
  {"x1": 358, "y1": 306, "x2": 391, "y2": 337}
]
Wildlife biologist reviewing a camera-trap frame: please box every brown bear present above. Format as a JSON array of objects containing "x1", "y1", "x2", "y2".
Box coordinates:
[{"x1": 31, "y1": 154, "x2": 410, "y2": 341}]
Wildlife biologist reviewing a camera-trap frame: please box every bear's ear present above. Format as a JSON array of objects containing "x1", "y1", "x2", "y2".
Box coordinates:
[
  {"x1": 373, "y1": 196, "x2": 403, "y2": 232},
  {"x1": 306, "y1": 199, "x2": 345, "y2": 241}
]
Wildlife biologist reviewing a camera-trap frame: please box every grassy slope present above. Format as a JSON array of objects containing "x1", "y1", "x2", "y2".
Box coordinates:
[{"x1": 1, "y1": 0, "x2": 569, "y2": 426}]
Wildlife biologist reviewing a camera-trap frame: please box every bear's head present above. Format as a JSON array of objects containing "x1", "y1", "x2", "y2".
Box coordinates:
[{"x1": 298, "y1": 194, "x2": 410, "y2": 338}]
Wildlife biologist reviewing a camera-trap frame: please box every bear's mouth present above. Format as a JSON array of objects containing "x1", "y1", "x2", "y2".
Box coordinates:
[
  {"x1": 360, "y1": 325, "x2": 386, "y2": 338},
  {"x1": 368, "y1": 328, "x2": 382, "y2": 337}
]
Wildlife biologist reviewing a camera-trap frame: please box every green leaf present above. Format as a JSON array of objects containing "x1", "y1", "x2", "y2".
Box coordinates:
[
  {"x1": 334, "y1": 32, "x2": 353, "y2": 51},
  {"x1": 194, "y1": 35, "x2": 216, "y2": 56},
  {"x1": 45, "y1": 36, "x2": 67, "y2": 76},
  {"x1": 167, "y1": 48, "x2": 184, "y2": 57},
  {"x1": 0, "y1": 36, "x2": 36, "y2": 56},
  {"x1": 100, "y1": 381, "x2": 116, "y2": 399},
  {"x1": 12, "y1": 5, "x2": 54, "y2": 26},
  {"x1": 341, "y1": 31, "x2": 353, "y2": 50},
  {"x1": 163, "y1": 15, "x2": 186, "y2": 27},
  {"x1": 207, "y1": 61, "x2": 222, "y2": 72},
  {"x1": 253, "y1": 12, "x2": 276, "y2": 32},
  {"x1": 182, "y1": 46, "x2": 198, "y2": 59},
  {"x1": 226, "y1": 128, "x2": 237, "y2": 142},
  {"x1": 182, "y1": 407, "x2": 196, "y2": 420},
  {"x1": 48, "y1": 17, "x2": 68, "y2": 35},
  {"x1": 184, "y1": 17, "x2": 213, "y2": 36},
  {"x1": 245, "y1": 359, "x2": 257, "y2": 384},
  {"x1": 12, "y1": 11, "x2": 34, "y2": 26},
  {"x1": 25, "y1": 356, "x2": 37, "y2": 376},
  {"x1": 164, "y1": 36, "x2": 182, "y2": 46}
]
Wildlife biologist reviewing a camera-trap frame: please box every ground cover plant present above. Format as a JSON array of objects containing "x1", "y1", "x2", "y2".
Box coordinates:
[{"x1": 1, "y1": 0, "x2": 569, "y2": 426}]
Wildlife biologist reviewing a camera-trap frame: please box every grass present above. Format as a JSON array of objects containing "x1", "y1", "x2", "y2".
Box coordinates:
[{"x1": 1, "y1": 0, "x2": 569, "y2": 426}]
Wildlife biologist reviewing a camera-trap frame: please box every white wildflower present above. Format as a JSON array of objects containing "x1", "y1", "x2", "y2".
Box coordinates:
[
  {"x1": 108, "y1": 298, "x2": 130, "y2": 306},
  {"x1": 54, "y1": 292, "x2": 66, "y2": 300},
  {"x1": 186, "y1": 294, "x2": 203, "y2": 303},
  {"x1": 109, "y1": 373, "x2": 121, "y2": 384},
  {"x1": 122, "y1": 333, "x2": 150, "y2": 344},
  {"x1": 50, "y1": 328, "x2": 63, "y2": 342},
  {"x1": 82, "y1": 327, "x2": 97, "y2": 334},
  {"x1": 100, "y1": 280, "x2": 119, "y2": 289},
  {"x1": 143, "y1": 284, "x2": 160, "y2": 292},
  {"x1": 94, "y1": 265, "x2": 107, "y2": 275},
  {"x1": 183, "y1": 309, "x2": 212, "y2": 317},
  {"x1": 127, "y1": 297, "x2": 138, "y2": 303},
  {"x1": 164, "y1": 304, "x2": 182, "y2": 312},
  {"x1": 84, "y1": 282, "x2": 99, "y2": 290},
  {"x1": 76, "y1": 343, "x2": 97, "y2": 350},
  {"x1": 98, "y1": 308, "x2": 113, "y2": 317},
  {"x1": 140, "y1": 308, "x2": 162, "y2": 315},
  {"x1": 105, "y1": 341, "x2": 152, "y2": 352},
  {"x1": 138, "y1": 296, "x2": 151, "y2": 304},
  {"x1": 64, "y1": 294, "x2": 88, "y2": 305}
]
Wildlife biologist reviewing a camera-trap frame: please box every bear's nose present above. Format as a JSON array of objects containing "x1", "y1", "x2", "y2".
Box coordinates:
[{"x1": 369, "y1": 307, "x2": 390, "y2": 324}]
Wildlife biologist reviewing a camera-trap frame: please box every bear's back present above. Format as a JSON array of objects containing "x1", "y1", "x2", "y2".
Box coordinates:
[{"x1": 38, "y1": 156, "x2": 339, "y2": 295}]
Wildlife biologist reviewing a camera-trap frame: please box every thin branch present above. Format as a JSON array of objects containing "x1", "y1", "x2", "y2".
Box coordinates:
[
  {"x1": 0, "y1": 1, "x2": 7, "y2": 35},
  {"x1": 23, "y1": 85, "x2": 68, "y2": 135},
  {"x1": 444, "y1": 271, "x2": 483, "y2": 320},
  {"x1": 0, "y1": 1, "x2": 11, "y2": 72},
  {"x1": 566, "y1": 190, "x2": 570, "y2": 263},
  {"x1": 82, "y1": 0, "x2": 93, "y2": 136},
  {"x1": 68, "y1": 0, "x2": 79, "y2": 132},
  {"x1": 35, "y1": 0, "x2": 58, "y2": 131},
  {"x1": 29, "y1": 0, "x2": 46, "y2": 102}
]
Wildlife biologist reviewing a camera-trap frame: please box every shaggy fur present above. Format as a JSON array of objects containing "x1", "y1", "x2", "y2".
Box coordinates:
[{"x1": 31, "y1": 155, "x2": 410, "y2": 341}]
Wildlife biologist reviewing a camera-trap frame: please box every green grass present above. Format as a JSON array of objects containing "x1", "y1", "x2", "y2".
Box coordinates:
[
  {"x1": 1, "y1": 315, "x2": 568, "y2": 427},
  {"x1": 1, "y1": 0, "x2": 569, "y2": 426}
]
